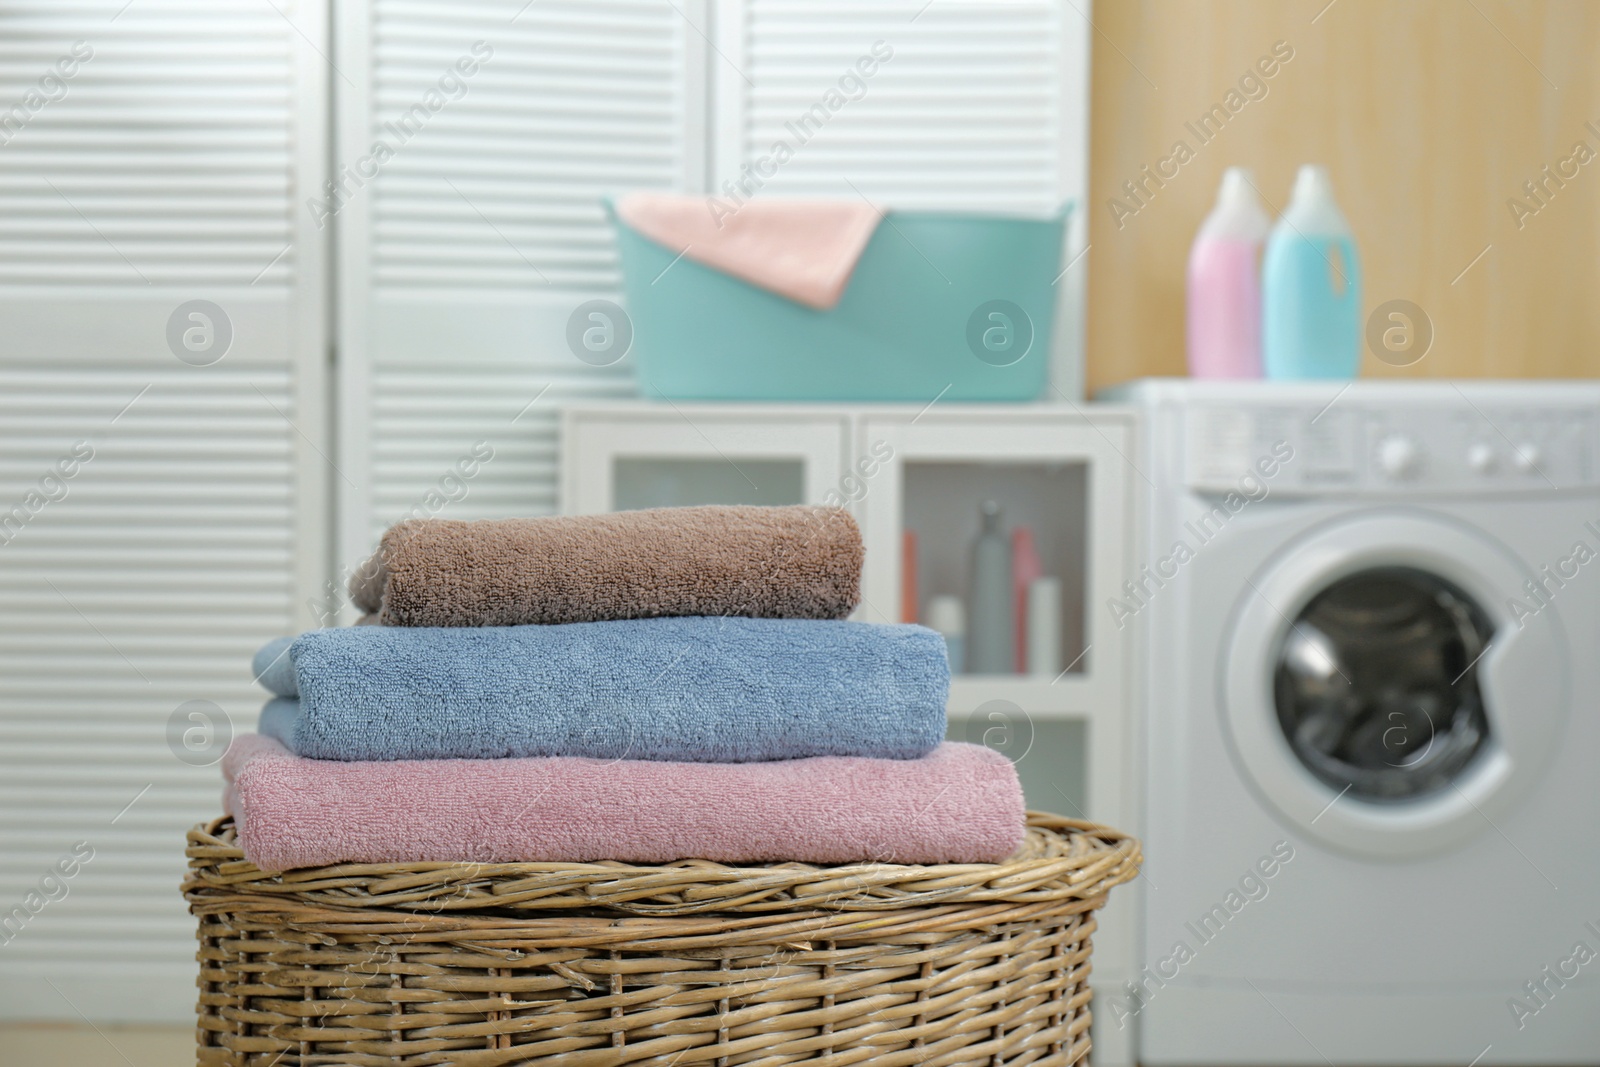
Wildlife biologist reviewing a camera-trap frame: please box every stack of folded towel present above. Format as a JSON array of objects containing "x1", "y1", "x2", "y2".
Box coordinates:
[{"x1": 228, "y1": 505, "x2": 1025, "y2": 871}]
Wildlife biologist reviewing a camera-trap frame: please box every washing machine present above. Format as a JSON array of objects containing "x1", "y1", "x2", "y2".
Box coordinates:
[{"x1": 1106, "y1": 379, "x2": 1600, "y2": 1065}]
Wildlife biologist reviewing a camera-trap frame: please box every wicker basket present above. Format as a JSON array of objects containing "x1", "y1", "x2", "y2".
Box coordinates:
[{"x1": 183, "y1": 812, "x2": 1139, "y2": 1066}]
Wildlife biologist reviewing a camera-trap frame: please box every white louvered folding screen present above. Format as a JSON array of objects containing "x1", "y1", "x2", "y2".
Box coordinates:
[
  {"x1": 335, "y1": 0, "x2": 706, "y2": 584},
  {"x1": 0, "y1": 0, "x2": 328, "y2": 1021}
]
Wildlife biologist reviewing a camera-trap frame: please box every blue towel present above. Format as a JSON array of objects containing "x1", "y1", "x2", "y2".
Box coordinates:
[
  {"x1": 257, "y1": 695, "x2": 302, "y2": 748},
  {"x1": 251, "y1": 617, "x2": 949, "y2": 762},
  {"x1": 252, "y1": 636, "x2": 296, "y2": 697}
]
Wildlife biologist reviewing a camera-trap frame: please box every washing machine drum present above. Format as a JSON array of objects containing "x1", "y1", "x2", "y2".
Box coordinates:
[
  {"x1": 1224, "y1": 512, "x2": 1569, "y2": 857},
  {"x1": 1274, "y1": 568, "x2": 1493, "y2": 802}
]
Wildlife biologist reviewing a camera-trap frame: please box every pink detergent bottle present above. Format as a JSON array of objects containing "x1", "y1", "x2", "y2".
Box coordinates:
[{"x1": 1186, "y1": 167, "x2": 1270, "y2": 378}]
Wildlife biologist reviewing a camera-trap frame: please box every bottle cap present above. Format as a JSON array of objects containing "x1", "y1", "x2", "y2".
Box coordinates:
[
  {"x1": 1198, "y1": 167, "x2": 1270, "y2": 241},
  {"x1": 1282, "y1": 164, "x2": 1351, "y2": 235},
  {"x1": 1290, "y1": 164, "x2": 1333, "y2": 204},
  {"x1": 1218, "y1": 166, "x2": 1255, "y2": 206}
]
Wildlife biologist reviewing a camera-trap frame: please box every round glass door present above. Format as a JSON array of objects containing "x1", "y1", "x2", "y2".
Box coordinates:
[{"x1": 1273, "y1": 567, "x2": 1494, "y2": 802}]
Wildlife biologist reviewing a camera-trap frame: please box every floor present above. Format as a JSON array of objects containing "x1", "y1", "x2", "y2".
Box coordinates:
[{"x1": 0, "y1": 1024, "x2": 192, "y2": 1067}]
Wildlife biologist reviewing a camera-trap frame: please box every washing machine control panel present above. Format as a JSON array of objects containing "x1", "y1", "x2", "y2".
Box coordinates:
[{"x1": 1185, "y1": 401, "x2": 1597, "y2": 495}]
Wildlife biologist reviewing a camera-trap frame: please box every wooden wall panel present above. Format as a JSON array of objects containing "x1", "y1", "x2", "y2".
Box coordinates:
[{"x1": 1085, "y1": 0, "x2": 1600, "y2": 392}]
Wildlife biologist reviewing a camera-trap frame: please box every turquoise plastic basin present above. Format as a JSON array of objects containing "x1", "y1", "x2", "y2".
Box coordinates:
[{"x1": 608, "y1": 201, "x2": 1070, "y2": 402}]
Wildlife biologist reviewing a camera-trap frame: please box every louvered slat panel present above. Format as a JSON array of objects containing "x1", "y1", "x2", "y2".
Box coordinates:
[
  {"x1": 0, "y1": 0, "x2": 327, "y2": 1022},
  {"x1": 369, "y1": 367, "x2": 635, "y2": 541},
  {"x1": 0, "y1": 2, "x2": 295, "y2": 289},
  {"x1": 345, "y1": 0, "x2": 700, "y2": 577},
  {"x1": 736, "y1": 0, "x2": 1068, "y2": 213},
  {"x1": 370, "y1": 0, "x2": 690, "y2": 295},
  {"x1": 0, "y1": 370, "x2": 296, "y2": 995}
]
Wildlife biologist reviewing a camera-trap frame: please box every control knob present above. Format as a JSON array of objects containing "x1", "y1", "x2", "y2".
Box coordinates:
[{"x1": 1377, "y1": 435, "x2": 1422, "y2": 479}]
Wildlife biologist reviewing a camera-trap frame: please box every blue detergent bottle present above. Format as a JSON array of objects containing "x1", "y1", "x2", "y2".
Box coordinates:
[{"x1": 1262, "y1": 165, "x2": 1362, "y2": 379}]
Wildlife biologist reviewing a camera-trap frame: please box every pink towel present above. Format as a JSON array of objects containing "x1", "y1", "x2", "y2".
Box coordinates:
[
  {"x1": 222, "y1": 735, "x2": 1025, "y2": 871},
  {"x1": 615, "y1": 193, "x2": 881, "y2": 310}
]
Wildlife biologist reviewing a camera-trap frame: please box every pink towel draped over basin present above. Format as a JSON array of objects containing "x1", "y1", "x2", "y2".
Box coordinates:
[{"x1": 615, "y1": 193, "x2": 882, "y2": 310}]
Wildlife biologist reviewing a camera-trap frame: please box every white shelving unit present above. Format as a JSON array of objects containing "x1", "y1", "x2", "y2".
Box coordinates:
[{"x1": 562, "y1": 401, "x2": 1142, "y2": 1067}]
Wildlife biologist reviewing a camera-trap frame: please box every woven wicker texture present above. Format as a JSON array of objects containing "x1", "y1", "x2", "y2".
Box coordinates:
[{"x1": 183, "y1": 812, "x2": 1139, "y2": 1066}]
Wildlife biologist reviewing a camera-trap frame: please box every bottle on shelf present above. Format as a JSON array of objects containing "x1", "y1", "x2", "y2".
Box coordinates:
[
  {"x1": 901, "y1": 529, "x2": 920, "y2": 624},
  {"x1": 1026, "y1": 577, "x2": 1062, "y2": 677},
  {"x1": 925, "y1": 595, "x2": 966, "y2": 675},
  {"x1": 1187, "y1": 166, "x2": 1270, "y2": 379},
  {"x1": 967, "y1": 500, "x2": 1015, "y2": 674},
  {"x1": 1262, "y1": 164, "x2": 1363, "y2": 380},
  {"x1": 1011, "y1": 525, "x2": 1043, "y2": 673}
]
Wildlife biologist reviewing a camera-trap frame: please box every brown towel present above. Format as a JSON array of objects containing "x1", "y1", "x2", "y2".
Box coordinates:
[{"x1": 350, "y1": 505, "x2": 863, "y2": 627}]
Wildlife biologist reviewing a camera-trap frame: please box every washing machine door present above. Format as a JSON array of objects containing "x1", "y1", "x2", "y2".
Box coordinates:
[{"x1": 1223, "y1": 511, "x2": 1569, "y2": 858}]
